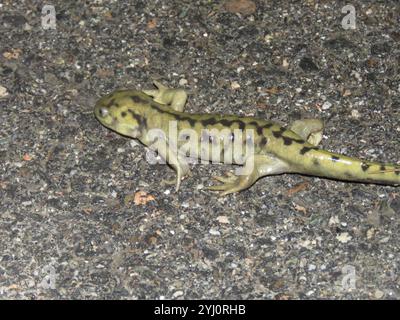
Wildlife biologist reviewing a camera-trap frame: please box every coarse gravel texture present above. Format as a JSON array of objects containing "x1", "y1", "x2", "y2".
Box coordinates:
[{"x1": 0, "y1": 0, "x2": 399, "y2": 299}]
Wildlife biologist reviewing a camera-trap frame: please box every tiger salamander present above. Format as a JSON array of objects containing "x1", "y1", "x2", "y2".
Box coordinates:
[{"x1": 94, "y1": 81, "x2": 400, "y2": 196}]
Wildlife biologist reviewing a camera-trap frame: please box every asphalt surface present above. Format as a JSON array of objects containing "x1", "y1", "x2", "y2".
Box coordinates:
[{"x1": 0, "y1": 0, "x2": 399, "y2": 299}]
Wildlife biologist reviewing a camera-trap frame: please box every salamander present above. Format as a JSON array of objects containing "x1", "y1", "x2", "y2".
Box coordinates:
[{"x1": 94, "y1": 81, "x2": 400, "y2": 196}]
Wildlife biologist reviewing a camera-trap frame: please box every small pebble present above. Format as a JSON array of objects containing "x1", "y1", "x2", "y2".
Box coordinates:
[{"x1": 322, "y1": 101, "x2": 332, "y2": 110}]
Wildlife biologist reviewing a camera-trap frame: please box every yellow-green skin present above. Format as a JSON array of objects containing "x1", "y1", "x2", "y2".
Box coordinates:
[{"x1": 94, "y1": 81, "x2": 400, "y2": 196}]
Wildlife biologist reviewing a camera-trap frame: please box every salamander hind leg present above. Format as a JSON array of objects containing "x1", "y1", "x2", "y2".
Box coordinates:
[
  {"x1": 208, "y1": 154, "x2": 290, "y2": 196},
  {"x1": 143, "y1": 80, "x2": 188, "y2": 112},
  {"x1": 288, "y1": 119, "x2": 324, "y2": 146}
]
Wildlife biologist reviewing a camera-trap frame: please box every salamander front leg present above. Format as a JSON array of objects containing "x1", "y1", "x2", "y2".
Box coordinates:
[
  {"x1": 288, "y1": 119, "x2": 324, "y2": 146},
  {"x1": 148, "y1": 137, "x2": 190, "y2": 191},
  {"x1": 143, "y1": 80, "x2": 188, "y2": 112}
]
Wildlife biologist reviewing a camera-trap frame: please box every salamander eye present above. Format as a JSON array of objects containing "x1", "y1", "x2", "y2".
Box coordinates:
[{"x1": 99, "y1": 107, "x2": 109, "y2": 118}]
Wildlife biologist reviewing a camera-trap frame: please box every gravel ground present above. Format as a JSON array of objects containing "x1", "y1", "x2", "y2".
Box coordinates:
[{"x1": 0, "y1": 0, "x2": 399, "y2": 299}]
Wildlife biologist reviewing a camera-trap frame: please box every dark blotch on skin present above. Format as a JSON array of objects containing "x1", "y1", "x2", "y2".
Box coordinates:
[
  {"x1": 263, "y1": 123, "x2": 274, "y2": 129},
  {"x1": 272, "y1": 131, "x2": 281, "y2": 138},
  {"x1": 299, "y1": 146, "x2": 317, "y2": 155},
  {"x1": 380, "y1": 165, "x2": 386, "y2": 172},
  {"x1": 313, "y1": 159, "x2": 320, "y2": 166},
  {"x1": 131, "y1": 95, "x2": 146, "y2": 104},
  {"x1": 201, "y1": 118, "x2": 247, "y2": 131},
  {"x1": 361, "y1": 163, "x2": 370, "y2": 171},
  {"x1": 185, "y1": 118, "x2": 197, "y2": 127},
  {"x1": 224, "y1": 119, "x2": 245, "y2": 130},
  {"x1": 256, "y1": 126, "x2": 264, "y2": 135},
  {"x1": 177, "y1": 115, "x2": 197, "y2": 127},
  {"x1": 272, "y1": 127, "x2": 286, "y2": 138},
  {"x1": 395, "y1": 169, "x2": 400, "y2": 175},
  {"x1": 201, "y1": 117, "x2": 218, "y2": 127},
  {"x1": 121, "y1": 111, "x2": 127, "y2": 117},
  {"x1": 128, "y1": 109, "x2": 147, "y2": 130},
  {"x1": 237, "y1": 121, "x2": 246, "y2": 131},
  {"x1": 260, "y1": 137, "x2": 268, "y2": 146},
  {"x1": 331, "y1": 155, "x2": 340, "y2": 162},
  {"x1": 282, "y1": 136, "x2": 293, "y2": 145}
]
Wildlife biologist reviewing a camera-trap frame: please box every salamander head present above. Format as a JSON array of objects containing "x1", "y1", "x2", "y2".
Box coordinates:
[{"x1": 94, "y1": 90, "x2": 149, "y2": 138}]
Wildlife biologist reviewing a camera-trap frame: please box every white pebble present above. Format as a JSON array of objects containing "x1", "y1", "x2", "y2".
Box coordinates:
[
  {"x1": 172, "y1": 290, "x2": 184, "y2": 298},
  {"x1": 0, "y1": 85, "x2": 8, "y2": 97},
  {"x1": 322, "y1": 101, "x2": 332, "y2": 110},
  {"x1": 179, "y1": 78, "x2": 188, "y2": 86},
  {"x1": 336, "y1": 232, "x2": 352, "y2": 243},
  {"x1": 209, "y1": 228, "x2": 221, "y2": 236}
]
